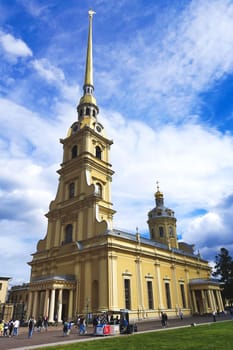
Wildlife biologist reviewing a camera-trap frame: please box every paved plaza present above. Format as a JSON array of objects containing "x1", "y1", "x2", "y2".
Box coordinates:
[{"x1": 0, "y1": 313, "x2": 231, "y2": 350}]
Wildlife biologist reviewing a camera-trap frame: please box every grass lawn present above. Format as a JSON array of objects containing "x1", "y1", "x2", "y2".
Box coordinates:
[{"x1": 37, "y1": 321, "x2": 233, "y2": 350}]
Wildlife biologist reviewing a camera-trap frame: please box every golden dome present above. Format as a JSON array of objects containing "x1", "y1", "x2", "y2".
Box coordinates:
[
  {"x1": 155, "y1": 181, "x2": 163, "y2": 199},
  {"x1": 155, "y1": 190, "x2": 163, "y2": 199}
]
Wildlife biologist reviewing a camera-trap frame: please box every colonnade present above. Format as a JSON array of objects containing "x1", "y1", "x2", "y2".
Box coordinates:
[
  {"x1": 191, "y1": 288, "x2": 224, "y2": 314},
  {"x1": 27, "y1": 285, "x2": 75, "y2": 322}
]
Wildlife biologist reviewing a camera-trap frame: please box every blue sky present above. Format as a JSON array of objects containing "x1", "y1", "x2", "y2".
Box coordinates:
[{"x1": 1, "y1": 0, "x2": 233, "y2": 285}]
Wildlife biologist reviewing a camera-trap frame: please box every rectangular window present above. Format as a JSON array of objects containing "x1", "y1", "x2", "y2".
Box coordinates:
[
  {"x1": 180, "y1": 284, "x2": 187, "y2": 308},
  {"x1": 147, "y1": 281, "x2": 154, "y2": 309},
  {"x1": 165, "y1": 282, "x2": 172, "y2": 309},
  {"x1": 124, "y1": 279, "x2": 131, "y2": 310},
  {"x1": 69, "y1": 182, "x2": 75, "y2": 198},
  {"x1": 0, "y1": 283, "x2": 2, "y2": 290}
]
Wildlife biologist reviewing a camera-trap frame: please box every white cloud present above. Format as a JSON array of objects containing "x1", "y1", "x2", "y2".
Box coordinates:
[
  {"x1": 30, "y1": 58, "x2": 81, "y2": 104},
  {"x1": 0, "y1": 30, "x2": 32, "y2": 57},
  {"x1": 20, "y1": 0, "x2": 49, "y2": 17},
  {"x1": 95, "y1": 0, "x2": 233, "y2": 120},
  {"x1": 32, "y1": 58, "x2": 65, "y2": 83},
  {"x1": 182, "y1": 191, "x2": 233, "y2": 257},
  {"x1": 0, "y1": 220, "x2": 37, "y2": 282},
  {"x1": 103, "y1": 111, "x2": 233, "y2": 208}
]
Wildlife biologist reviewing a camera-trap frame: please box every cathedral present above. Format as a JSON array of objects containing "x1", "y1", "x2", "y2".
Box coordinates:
[{"x1": 25, "y1": 10, "x2": 223, "y2": 322}]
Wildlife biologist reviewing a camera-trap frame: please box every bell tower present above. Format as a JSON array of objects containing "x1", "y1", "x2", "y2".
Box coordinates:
[
  {"x1": 36, "y1": 10, "x2": 115, "y2": 254},
  {"x1": 147, "y1": 183, "x2": 178, "y2": 249}
]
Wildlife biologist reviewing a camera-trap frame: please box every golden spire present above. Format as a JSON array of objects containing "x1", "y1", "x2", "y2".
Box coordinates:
[
  {"x1": 77, "y1": 9, "x2": 98, "y2": 120},
  {"x1": 84, "y1": 9, "x2": 95, "y2": 87}
]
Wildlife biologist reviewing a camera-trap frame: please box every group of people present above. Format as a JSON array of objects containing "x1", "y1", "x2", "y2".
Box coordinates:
[
  {"x1": 161, "y1": 310, "x2": 184, "y2": 327},
  {"x1": 0, "y1": 316, "x2": 50, "y2": 339},
  {"x1": 63, "y1": 312, "x2": 126, "y2": 336},
  {"x1": 0, "y1": 319, "x2": 20, "y2": 337},
  {"x1": 63, "y1": 315, "x2": 88, "y2": 336},
  {"x1": 92, "y1": 312, "x2": 133, "y2": 335},
  {"x1": 28, "y1": 316, "x2": 49, "y2": 338},
  {"x1": 62, "y1": 320, "x2": 73, "y2": 336}
]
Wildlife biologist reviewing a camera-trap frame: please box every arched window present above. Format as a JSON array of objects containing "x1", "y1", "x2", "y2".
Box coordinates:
[
  {"x1": 69, "y1": 182, "x2": 75, "y2": 198},
  {"x1": 169, "y1": 227, "x2": 174, "y2": 237},
  {"x1": 65, "y1": 224, "x2": 73, "y2": 243},
  {"x1": 86, "y1": 107, "x2": 90, "y2": 116},
  {"x1": 93, "y1": 110, "x2": 96, "y2": 117},
  {"x1": 96, "y1": 183, "x2": 102, "y2": 197},
  {"x1": 72, "y1": 145, "x2": 78, "y2": 159},
  {"x1": 159, "y1": 226, "x2": 164, "y2": 237},
  {"x1": 95, "y1": 146, "x2": 101, "y2": 159},
  {"x1": 151, "y1": 228, "x2": 154, "y2": 239}
]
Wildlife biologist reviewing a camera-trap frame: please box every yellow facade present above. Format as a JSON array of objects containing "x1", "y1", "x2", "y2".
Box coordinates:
[
  {"x1": 0, "y1": 277, "x2": 10, "y2": 304},
  {"x1": 26, "y1": 11, "x2": 223, "y2": 322}
]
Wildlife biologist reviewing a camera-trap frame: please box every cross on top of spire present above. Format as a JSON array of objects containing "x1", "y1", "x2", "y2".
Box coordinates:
[{"x1": 88, "y1": 9, "x2": 96, "y2": 17}]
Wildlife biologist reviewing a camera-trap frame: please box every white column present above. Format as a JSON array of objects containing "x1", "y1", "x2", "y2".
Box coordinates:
[
  {"x1": 211, "y1": 290, "x2": 217, "y2": 311},
  {"x1": 201, "y1": 290, "x2": 207, "y2": 313},
  {"x1": 48, "y1": 289, "x2": 56, "y2": 322},
  {"x1": 58, "y1": 289, "x2": 63, "y2": 322},
  {"x1": 191, "y1": 291, "x2": 198, "y2": 313},
  {"x1": 207, "y1": 290, "x2": 214, "y2": 310},
  {"x1": 43, "y1": 289, "x2": 50, "y2": 318},
  {"x1": 68, "y1": 289, "x2": 74, "y2": 320},
  {"x1": 217, "y1": 290, "x2": 224, "y2": 311}
]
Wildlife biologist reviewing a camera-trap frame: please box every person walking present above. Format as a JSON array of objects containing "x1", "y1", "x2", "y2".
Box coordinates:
[
  {"x1": 63, "y1": 320, "x2": 68, "y2": 336},
  {"x1": 43, "y1": 316, "x2": 48, "y2": 331},
  {"x1": 79, "y1": 316, "x2": 86, "y2": 335},
  {"x1": 161, "y1": 312, "x2": 168, "y2": 327},
  {"x1": 13, "y1": 319, "x2": 20, "y2": 336},
  {"x1": 179, "y1": 310, "x2": 183, "y2": 320},
  {"x1": 3, "y1": 321, "x2": 8, "y2": 337},
  {"x1": 8, "y1": 320, "x2": 14, "y2": 337},
  {"x1": 36, "y1": 318, "x2": 43, "y2": 332},
  {"x1": 213, "y1": 311, "x2": 217, "y2": 322},
  {"x1": 92, "y1": 315, "x2": 99, "y2": 335},
  {"x1": 28, "y1": 317, "x2": 35, "y2": 338}
]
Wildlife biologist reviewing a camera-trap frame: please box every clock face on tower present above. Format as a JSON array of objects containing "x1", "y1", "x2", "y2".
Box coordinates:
[{"x1": 95, "y1": 122, "x2": 103, "y2": 134}]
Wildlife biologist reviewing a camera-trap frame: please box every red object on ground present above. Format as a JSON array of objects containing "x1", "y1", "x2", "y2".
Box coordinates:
[{"x1": 103, "y1": 325, "x2": 110, "y2": 335}]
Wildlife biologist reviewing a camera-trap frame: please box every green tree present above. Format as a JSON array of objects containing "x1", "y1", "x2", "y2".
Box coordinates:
[{"x1": 213, "y1": 248, "x2": 233, "y2": 305}]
